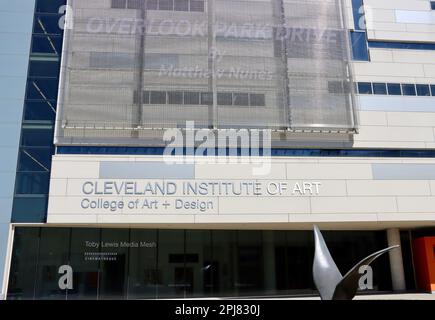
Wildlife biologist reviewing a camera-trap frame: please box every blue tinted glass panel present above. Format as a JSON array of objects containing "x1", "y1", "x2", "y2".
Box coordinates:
[
  {"x1": 18, "y1": 148, "x2": 53, "y2": 172},
  {"x1": 36, "y1": 0, "x2": 67, "y2": 13},
  {"x1": 373, "y1": 83, "x2": 387, "y2": 95},
  {"x1": 402, "y1": 84, "x2": 416, "y2": 96},
  {"x1": 416, "y1": 84, "x2": 431, "y2": 96},
  {"x1": 11, "y1": 197, "x2": 48, "y2": 223},
  {"x1": 358, "y1": 82, "x2": 372, "y2": 94},
  {"x1": 350, "y1": 31, "x2": 369, "y2": 61},
  {"x1": 56, "y1": 146, "x2": 435, "y2": 158},
  {"x1": 15, "y1": 172, "x2": 50, "y2": 195},
  {"x1": 31, "y1": 34, "x2": 63, "y2": 55},
  {"x1": 369, "y1": 41, "x2": 435, "y2": 51},
  {"x1": 33, "y1": 14, "x2": 64, "y2": 35},
  {"x1": 431, "y1": 85, "x2": 435, "y2": 96},
  {"x1": 26, "y1": 78, "x2": 59, "y2": 100},
  {"x1": 387, "y1": 83, "x2": 401, "y2": 95},
  {"x1": 29, "y1": 60, "x2": 60, "y2": 78},
  {"x1": 352, "y1": 0, "x2": 365, "y2": 30},
  {"x1": 431, "y1": 2, "x2": 435, "y2": 10},
  {"x1": 21, "y1": 128, "x2": 54, "y2": 147},
  {"x1": 24, "y1": 100, "x2": 57, "y2": 122}
]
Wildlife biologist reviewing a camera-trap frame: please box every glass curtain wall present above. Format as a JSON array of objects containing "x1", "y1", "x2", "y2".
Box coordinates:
[
  {"x1": 12, "y1": 0, "x2": 66, "y2": 222},
  {"x1": 7, "y1": 227, "x2": 392, "y2": 299}
]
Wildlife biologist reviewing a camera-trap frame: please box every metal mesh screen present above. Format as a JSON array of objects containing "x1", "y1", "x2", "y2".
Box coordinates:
[{"x1": 55, "y1": 0, "x2": 357, "y2": 145}]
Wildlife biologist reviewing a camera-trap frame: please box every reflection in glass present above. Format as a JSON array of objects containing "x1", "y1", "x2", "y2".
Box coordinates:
[
  {"x1": 127, "y1": 229, "x2": 158, "y2": 299},
  {"x1": 156, "y1": 230, "x2": 185, "y2": 298},
  {"x1": 7, "y1": 228, "x2": 40, "y2": 299},
  {"x1": 99, "y1": 229, "x2": 129, "y2": 299},
  {"x1": 34, "y1": 228, "x2": 70, "y2": 299},
  {"x1": 67, "y1": 228, "x2": 100, "y2": 299}
]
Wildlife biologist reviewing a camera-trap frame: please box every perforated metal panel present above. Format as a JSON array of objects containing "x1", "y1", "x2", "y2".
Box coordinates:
[{"x1": 55, "y1": 0, "x2": 357, "y2": 145}]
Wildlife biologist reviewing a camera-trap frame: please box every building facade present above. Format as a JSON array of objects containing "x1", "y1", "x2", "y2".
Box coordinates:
[{"x1": 1, "y1": 0, "x2": 435, "y2": 299}]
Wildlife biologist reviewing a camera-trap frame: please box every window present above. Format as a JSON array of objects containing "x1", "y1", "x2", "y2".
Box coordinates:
[
  {"x1": 200, "y1": 92, "x2": 213, "y2": 106},
  {"x1": 184, "y1": 92, "x2": 200, "y2": 105},
  {"x1": 250, "y1": 94, "x2": 266, "y2": 107},
  {"x1": 387, "y1": 83, "x2": 401, "y2": 95},
  {"x1": 416, "y1": 84, "x2": 431, "y2": 96},
  {"x1": 190, "y1": 0, "x2": 205, "y2": 12},
  {"x1": 217, "y1": 93, "x2": 233, "y2": 106},
  {"x1": 350, "y1": 31, "x2": 369, "y2": 61},
  {"x1": 158, "y1": 0, "x2": 173, "y2": 10},
  {"x1": 150, "y1": 91, "x2": 166, "y2": 104},
  {"x1": 127, "y1": 0, "x2": 142, "y2": 9},
  {"x1": 357, "y1": 82, "x2": 372, "y2": 94},
  {"x1": 233, "y1": 93, "x2": 249, "y2": 106},
  {"x1": 352, "y1": 0, "x2": 365, "y2": 30},
  {"x1": 431, "y1": 85, "x2": 435, "y2": 96},
  {"x1": 402, "y1": 84, "x2": 416, "y2": 96},
  {"x1": 328, "y1": 81, "x2": 344, "y2": 94},
  {"x1": 373, "y1": 83, "x2": 387, "y2": 95},
  {"x1": 174, "y1": 0, "x2": 189, "y2": 11},
  {"x1": 147, "y1": 0, "x2": 158, "y2": 9},
  {"x1": 431, "y1": 1, "x2": 435, "y2": 10},
  {"x1": 142, "y1": 91, "x2": 150, "y2": 104},
  {"x1": 168, "y1": 91, "x2": 183, "y2": 104},
  {"x1": 111, "y1": 0, "x2": 127, "y2": 8}
]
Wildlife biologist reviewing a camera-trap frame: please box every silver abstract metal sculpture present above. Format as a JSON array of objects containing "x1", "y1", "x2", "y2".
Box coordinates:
[{"x1": 312, "y1": 225, "x2": 399, "y2": 300}]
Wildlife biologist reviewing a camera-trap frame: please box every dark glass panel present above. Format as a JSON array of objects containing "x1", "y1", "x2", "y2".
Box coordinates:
[
  {"x1": 387, "y1": 83, "x2": 401, "y2": 95},
  {"x1": 21, "y1": 128, "x2": 54, "y2": 147},
  {"x1": 98, "y1": 229, "x2": 129, "y2": 299},
  {"x1": 402, "y1": 84, "x2": 416, "y2": 96},
  {"x1": 146, "y1": 0, "x2": 158, "y2": 10},
  {"x1": 156, "y1": 230, "x2": 185, "y2": 298},
  {"x1": 372, "y1": 83, "x2": 387, "y2": 95},
  {"x1": 185, "y1": 230, "x2": 212, "y2": 297},
  {"x1": 29, "y1": 60, "x2": 60, "y2": 78},
  {"x1": 416, "y1": 84, "x2": 430, "y2": 96},
  {"x1": 168, "y1": 91, "x2": 183, "y2": 104},
  {"x1": 174, "y1": 0, "x2": 189, "y2": 11},
  {"x1": 67, "y1": 228, "x2": 100, "y2": 299},
  {"x1": 15, "y1": 172, "x2": 50, "y2": 194},
  {"x1": 250, "y1": 94, "x2": 265, "y2": 106},
  {"x1": 184, "y1": 92, "x2": 200, "y2": 105},
  {"x1": 236, "y1": 231, "x2": 263, "y2": 296},
  {"x1": 350, "y1": 31, "x2": 369, "y2": 61},
  {"x1": 190, "y1": 0, "x2": 204, "y2": 12},
  {"x1": 158, "y1": 0, "x2": 173, "y2": 10},
  {"x1": 217, "y1": 92, "x2": 233, "y2": 106},
  {"x1": 31, "y1": 34, "x2": 63, "y2": 55},
  {"x1": 127, "y1": 229, "x2": 158, "y2": 299},
  {"x1": 233, "y1": 93, "x2": 249, "y2": 106},
  {"x1": 33, "y1": 14, "x2": 64, "y2": 36},
  {"x1": 36, "y1": 0, "x2": 67, "y2": 13},
  {"x1": 210, "y1": 230, "x2": 237, "y2": 297},
  {"x1": 26, "y1": 78, "x2": 59, "y2": 101},
  {"x1": 34, "y1": 228, "x2": 70, "y2": 299},
  {"x1": 24, "y1": 100, "x2": 56, "y2": 122},
  {"x1": 11, "y1": 197, "x2": 48, "y2": 223},
  {"x1": 200, "y1": 92, "x2": 213, "y2": 106},
  {"x1": 150, "y1": 91, "x2": 166, "y2": 104},
  {"x1": 357, "y1": 82, "x2": 372, "y2": 94},
  {"x1": 111, "y1": 0, "x2": 127, "y2": 8},
  {"x1": 7, "y1": 228, "x2": 40, "y2": 299},
  {"x1": 18, "y1": 148, "x2": 53, "y2": 172}
]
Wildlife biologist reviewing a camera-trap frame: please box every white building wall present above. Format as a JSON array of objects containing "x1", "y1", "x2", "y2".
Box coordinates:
[
  {"x1": 344, "y1": 0, "x2": 435, "y2": 149},
  {"x1": 47, "y1": 155, "x2": 435, "y2": 229}
]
